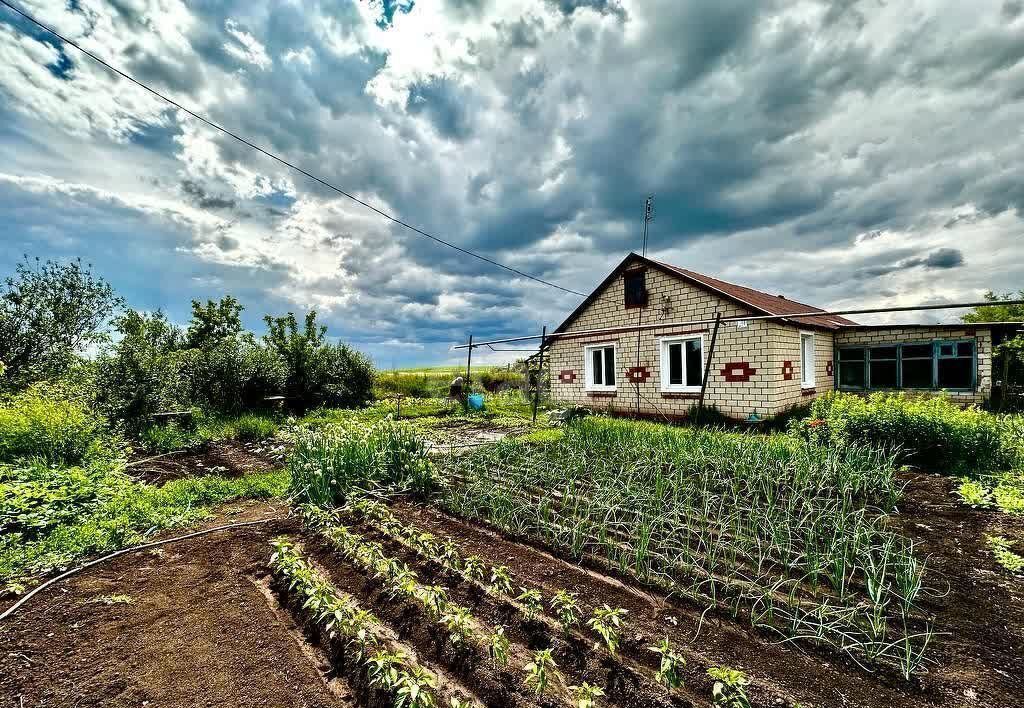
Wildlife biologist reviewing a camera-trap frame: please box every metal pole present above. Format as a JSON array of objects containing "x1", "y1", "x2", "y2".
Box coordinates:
[
  {"x1": 532, "y1": 326, "x2": 546, "y2": 423},
  {"x1": 697, "y1": 313, "x2": 722, "y2": 423},
  {"x1": 464, "y1": 334, "x2": 473, "y2": 411}
]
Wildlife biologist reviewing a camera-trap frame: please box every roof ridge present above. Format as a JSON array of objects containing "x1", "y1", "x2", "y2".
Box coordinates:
[{"x1": 654, "y1": 260, "x2": 828, "y2": 313}]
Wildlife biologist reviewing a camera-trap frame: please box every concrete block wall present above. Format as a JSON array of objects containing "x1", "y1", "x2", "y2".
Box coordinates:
[
  {"x1": 547, "y1": 265, "x2": 833, "y2": 419},
  {"x1": 832, "y1": 326, "x2": 993, "y2": 404}
]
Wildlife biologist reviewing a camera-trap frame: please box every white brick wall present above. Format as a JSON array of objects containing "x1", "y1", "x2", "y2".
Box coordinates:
[{"x1": 547, "y1": 266, "x2": 833, "y2": 419}]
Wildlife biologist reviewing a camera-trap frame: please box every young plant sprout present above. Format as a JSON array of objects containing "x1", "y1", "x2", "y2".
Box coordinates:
[
  {"x1": 463, "y1": 555, "x2": 486, "y2": 582},
  {"x1": 489, "y1": 627, "x2": 510, "y2": 666},
  {"x1": 524, "y1": 648, "x2": 558, "y2": 695},
  {"x1": 550, "y1": 590, "x2": 582, "y2": 633},
  {"x1": 416, "y1": 584, "x2": 450, "y2": 620},
  {"x1": 396, "y1": 665, "x2": 438, "y2": 708},
  {"x1": 367, "y1": 649, "x2": 406, "y2": 690},
  {"x1": 489, "y1": 565, "x2": 513, "y2": 596},
  {"x1": 516, "y1": 587, "x2": 544, "y2": 621},
  {"x1": 569, "y1": 682, "x2": 605, "y2": 708},
  {"x1": 588, "y1": 605, "x2": 628, "y2": 654},
  {"x1": 441, "y1": 605, "x2": 474, "y2": 646},
  {"x1": 708, "y1": 666, "x2": 751, "y2": 708},
  {"x1": 649, "y1": 637, "x2": 685, "y2": 691}
]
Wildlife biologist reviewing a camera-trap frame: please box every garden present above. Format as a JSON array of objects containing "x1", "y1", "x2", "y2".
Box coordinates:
[{"x1": 1, "y1": 259, "x2": 1023, "y2": 708}]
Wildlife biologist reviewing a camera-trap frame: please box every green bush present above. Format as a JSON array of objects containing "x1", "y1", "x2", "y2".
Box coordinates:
[
  {"x1": 806, "y1": 392, "x2": 1016, "y2": 473},
  {"x1": 0, "y1": 383, "x2": 112, "y2": 465},
  {"x1": 289, "y1": 419, "x2": 433, "y2": 506},
  {"x1": 478, "y1": 369, "x2": 524, "y2": 392}
]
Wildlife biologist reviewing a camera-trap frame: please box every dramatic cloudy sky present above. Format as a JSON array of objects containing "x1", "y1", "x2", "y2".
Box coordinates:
[{"x1": 1, "y1": 0, "x2": 1022, "y2": 366}]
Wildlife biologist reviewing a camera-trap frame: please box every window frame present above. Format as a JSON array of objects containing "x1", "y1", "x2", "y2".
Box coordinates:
[
  {"x1": 623, "y1": 269, "x2": 648, "y2": 309},
  {"x1": 583, "y1": 342, "x2": 618, "y2": 392},
  {"x1": 835, "y1": 339, "x2": 977, "y2": 392},
  {"x1": 800, "y1": 331, "x2": 816, "y2": 388},
  {"x1": 658, "y1": 334, "x2": 705, "y2": 393}
]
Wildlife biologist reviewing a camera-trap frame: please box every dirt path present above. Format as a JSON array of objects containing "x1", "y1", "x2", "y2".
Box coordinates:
[{"x1": 0, "y1": 501, "x2": 356, "y2": 708}]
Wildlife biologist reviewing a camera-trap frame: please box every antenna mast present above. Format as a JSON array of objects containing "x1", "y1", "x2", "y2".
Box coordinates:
[{"x1": 641, "y1": 195, "x2": 653, "y2": 256}]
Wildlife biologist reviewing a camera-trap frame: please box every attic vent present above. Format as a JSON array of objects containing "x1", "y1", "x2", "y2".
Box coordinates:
[{"x1": 777, "y1": 294, "x2": 786, "y2": 299}]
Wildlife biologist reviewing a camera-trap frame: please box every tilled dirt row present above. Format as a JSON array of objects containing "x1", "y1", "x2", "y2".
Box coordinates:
[
  {"x1": 0, "y1": 502, "x2": 356, "y2": 708},
  {"x1": 382, "y1": 499, "x2": 1012, "y2": 708}
]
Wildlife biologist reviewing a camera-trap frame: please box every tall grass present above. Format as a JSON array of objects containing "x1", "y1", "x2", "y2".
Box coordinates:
[{"x1": 0, "y1": 383, "x2": 116, "y2": 465}]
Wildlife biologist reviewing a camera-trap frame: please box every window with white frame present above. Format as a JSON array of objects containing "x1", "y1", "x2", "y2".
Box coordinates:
[
  {"x1": 584, "y1": 343, "x2": 616, "y2": 391},
  {"x1": 659, "y1": 334, "x2": 704, "y2": 392},
  {"x1": 800, "y1": 332, "x2": 815, "y2": 387}
]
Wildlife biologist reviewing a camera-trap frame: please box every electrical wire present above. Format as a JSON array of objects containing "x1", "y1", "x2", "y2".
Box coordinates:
[{"x1": 0, "y1": 0, "x2": 586, "y2": 298}]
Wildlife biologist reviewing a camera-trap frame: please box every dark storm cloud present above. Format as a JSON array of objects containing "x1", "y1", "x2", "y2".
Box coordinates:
[
  {"x1": 180, "y1": 180, "x2": 237, "y2": 210},
  {"x1": 856, "y1": 248, "x2": 966, "y2": 279}
]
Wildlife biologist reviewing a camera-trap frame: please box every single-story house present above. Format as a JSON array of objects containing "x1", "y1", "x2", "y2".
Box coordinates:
[{"x1": 547, "y1": 253, "x2": 1015, "y2": 420}]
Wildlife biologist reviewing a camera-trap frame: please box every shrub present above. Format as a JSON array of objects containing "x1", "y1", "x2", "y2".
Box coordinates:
[
  {"x1": 0, "y1": 383, "x2": 112, "y2": 465},
  {"x1": 807, "y1": 392, "x2": 1015, "y2": 473},
  {"x1": 478, "y1": 369, "x2": 524, "y2": 393}
]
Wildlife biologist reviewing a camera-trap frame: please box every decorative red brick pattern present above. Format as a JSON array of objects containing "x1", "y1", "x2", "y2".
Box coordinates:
[
  {"x1": 782, "y1": 360, "x2": 794, "y2": 381},
  {"x1": 720, "y1": 361, "x2": 757, "y2": 382},
  {"x1": 557, "y1": 369, "x2": 577, "y2": 384},
  {"x1": 586, "y1": 391, "x2": 617, "y2": 398},
  {"x1": 625, "y1": 366, "x2": 651, "y2": 384},
  {"x1": 661, "y1": 392, "x2": 700, "y2": 400},
  {"x1": 825, "y1": 361, "x2": 834, "y2": 377}
]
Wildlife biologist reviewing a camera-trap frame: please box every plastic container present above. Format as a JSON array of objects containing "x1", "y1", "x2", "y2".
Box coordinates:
[{"x1": 467, "y1": 393, "x2": 485, "y2": 411}]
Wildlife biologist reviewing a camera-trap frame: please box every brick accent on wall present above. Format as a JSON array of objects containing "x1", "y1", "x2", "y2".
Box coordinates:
[
  {"x1": 720, "y1": 361, "x2": 756, "y2": 382},
  {"x1": 782, "y1": 360, "x2": 794, "y2": 380},
  {"x1": 625, "y1": 366, "x2": 651, "y2": 383},
  {"x1": 825, "y1": 361, "x2": 834, "y2": 377},
  {"x1": 557, "y1": 369, "x2": 577, "y2": 383}
]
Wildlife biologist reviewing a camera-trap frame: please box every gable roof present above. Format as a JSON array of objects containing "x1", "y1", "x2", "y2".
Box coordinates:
[{"x1": 553, "y1": 253, "x2": 858, "y2": 333}]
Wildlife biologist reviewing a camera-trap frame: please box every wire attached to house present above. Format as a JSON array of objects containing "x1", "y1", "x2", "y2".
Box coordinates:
[{"x1": 0, "y1": 0, "x2": 586, "y2": 298}]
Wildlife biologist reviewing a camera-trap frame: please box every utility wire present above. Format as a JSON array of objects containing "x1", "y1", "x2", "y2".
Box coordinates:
[{"x1": 0, "y1": 0, "x2": 586, "y2": 298}]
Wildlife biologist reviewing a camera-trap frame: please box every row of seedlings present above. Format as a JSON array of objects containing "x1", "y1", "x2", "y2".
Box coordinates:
[
  {"x1": 332, "y1": 498, "x2": 756, "y2": 708},
  {"x1": 270, "y1": 539, "x2": 452, "y2": 708},
  {"x1": 437, "y1": 433, "x2": 935, "y2": 678},
  {"x1": 302, "y1": 504, "x2": 617, "y2": 707}
]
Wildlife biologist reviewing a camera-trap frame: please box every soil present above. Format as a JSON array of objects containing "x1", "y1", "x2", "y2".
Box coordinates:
[
  {"x1": 0, "y1": 501, "x2": 357, "y2": 708},
  {"x1": 419, "y1": 418, "x2": 527, "y2": 452},
  {"x1": 3, "y1": 462, "x2": 1022, "y2": 708},
  {"x1": 126, "y1": 438, "x2": 287, "y2": 485}
]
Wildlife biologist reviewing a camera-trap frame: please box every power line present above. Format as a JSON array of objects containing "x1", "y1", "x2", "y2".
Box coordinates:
[{"x1": 0, "y1": 0, "x2": 586, "y2": 298}]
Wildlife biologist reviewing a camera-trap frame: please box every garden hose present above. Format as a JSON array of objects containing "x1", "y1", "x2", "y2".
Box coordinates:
[{"x1": 0, "y1": 519, "x2": 275, "y2": 623}]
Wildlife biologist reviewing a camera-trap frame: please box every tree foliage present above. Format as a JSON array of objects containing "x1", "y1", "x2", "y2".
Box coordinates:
[
  {"x1": 0, "y1": 257, "x2": 122, "y2": 389},
  {"x1": 185, "y1": 296, "x2": 244, "y2": 349},
  {"x1": 962, "y1": 291, "x2": 1024, "y2": 323}
]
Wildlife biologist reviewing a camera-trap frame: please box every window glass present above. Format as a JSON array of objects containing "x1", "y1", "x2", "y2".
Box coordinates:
[
  {"x1": 870, "y1": 360, "x2": 898, "y2": 388},
  {"x1": 839, "y1": 347, "x2": 864, "y2": 361},
  {"x1": 957, "y1": 341, "x2": 974, "y2": 358},
  {"x1": 839, "y1": 360, "x2": 866, "y2": 388},
  {"x1": 938, "y1": 357, "x2": 972, "y2": 389},
  {"x1": 592, "y1": 349, "x2": 603, "y2": 386},
  {"x1": 624, "y1": 271, "x2": 647, "y2": 307},
  {"x1": 668, "y1": 343, "x2": 682, "y2": 385},
  {"x1": 902, "y1": 344, "x2": 932, "y2": 358},
  {"x1": 902, "y1": 358, "x2": 932, "y2": 388},
  {"x1": 603, "y1": 347, "x2": 615, "y2": 386},
  {"x1": 870, "y1": 346, "x2": 898, "y2": 360},
  {"x1": 801, "y1": 333, "x2": 815, "y2": 385},
  {"x1": 685, "y1": 339, "x2": 702, "y2": 386},
  {"x1": 939, "y1": 343, "x2": 955, "y2": 357}
]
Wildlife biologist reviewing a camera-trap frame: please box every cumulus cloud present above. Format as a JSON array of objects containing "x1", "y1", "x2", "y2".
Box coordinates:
[{"x1": 1, "y1": 0, "x2": 1023, "y2": 365}]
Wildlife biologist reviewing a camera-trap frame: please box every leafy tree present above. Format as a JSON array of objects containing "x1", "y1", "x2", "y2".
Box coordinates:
[
  {"x1": 964, "y1": 291, "x2": 1024, "y2": 411},
  {"x1": 962, "y1": 291, "x2": 1024, "y2": 323},
  {"x1": 185, "y1": 296, "x2": 244, "y2": 349},
  {"x1": 0, "y1": 257, "x2": 122, "y2": 389},
  {"x1": 94, "y1": 310, "x2": 188, "y2": 430},
  {"x1": 263, "y1": 310, "x2": 373, "y2": 410}
]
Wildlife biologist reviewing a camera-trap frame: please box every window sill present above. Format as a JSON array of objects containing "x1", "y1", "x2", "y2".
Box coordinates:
[{"x1": 801, "y1": 387, "x2": 817, "y2": 396}]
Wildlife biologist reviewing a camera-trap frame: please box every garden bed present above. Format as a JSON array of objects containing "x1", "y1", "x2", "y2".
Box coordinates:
[{"x1": 0, "y1": 502, "x2": 355, "y2": 708}]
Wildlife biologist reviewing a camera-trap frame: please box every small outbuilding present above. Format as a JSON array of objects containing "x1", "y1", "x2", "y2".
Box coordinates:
[{"x1": 547, "y1": 253, "x2": 1010, "y2": 420}]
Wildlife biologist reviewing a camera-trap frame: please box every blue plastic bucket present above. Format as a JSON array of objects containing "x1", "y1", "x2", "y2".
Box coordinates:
[{"x1": 467, "y1": 393, "x2": 485, "y2": 411}]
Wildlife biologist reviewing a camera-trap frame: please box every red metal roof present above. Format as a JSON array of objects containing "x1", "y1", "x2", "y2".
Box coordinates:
[
  {"x1": 651, "y1": 259, "x2": 859, "y2": 330},
  {"x1": 553, "y1": 253, "x2": 858, "y2": 333}
]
